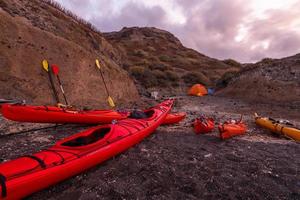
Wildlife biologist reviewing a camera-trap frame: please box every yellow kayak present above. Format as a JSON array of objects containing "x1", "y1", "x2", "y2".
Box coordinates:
[{"x1": 254, "y1": 113, "x2": 300, "y2": 141}]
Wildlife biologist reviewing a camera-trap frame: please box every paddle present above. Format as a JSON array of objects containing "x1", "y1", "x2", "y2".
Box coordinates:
[
  {"x1": 95, "y1": 59, "x2": 115, "y2": 108},
  {"x1": 51, "y1": 64, "x2": 69, "y2": 106},
  {"x1": 0, "y1": 99, "x2": 25, "y2": 104},
  {"x1": 42, "y1": 60, "x2": 60, "y2": 104}
]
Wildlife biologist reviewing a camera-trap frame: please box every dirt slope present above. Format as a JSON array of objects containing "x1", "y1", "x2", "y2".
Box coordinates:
[
  {"x1": 104, "y1": 27, "x2": 241, "y2": 90},
  {"x1": 218, "y1": 54, "x2": 300, "y2": 103},
  {"x1": 0, "y1": 0, "x2": 138, "y2": 108}
]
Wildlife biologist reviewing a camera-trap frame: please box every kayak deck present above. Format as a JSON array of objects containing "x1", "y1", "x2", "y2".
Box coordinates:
[
  {"x1": 0, "y1": 100, "x2": 173, "y2": 199},
  {"x1": 1, "y1": 104, "x2": 129, "y2": 124}
]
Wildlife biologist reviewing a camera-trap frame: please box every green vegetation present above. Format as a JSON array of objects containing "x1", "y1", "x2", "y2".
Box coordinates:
[
  {"x1": 182, "y1": 72, "x2": 210, "y2": 86},
  {"x1": 159, "y1": 55, "x2": 172, "y2": 62}
]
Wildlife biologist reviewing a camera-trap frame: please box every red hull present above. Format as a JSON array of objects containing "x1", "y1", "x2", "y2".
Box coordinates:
[
  {"x1": 193, "y1": 118, "x2": 214, "y2": 134},
  {"x1": 218, "y1": 122, "x2": 247, "y2": 140},
  {"x1": 0, "y1": 100, "x2": 173, "y2": 199},
  {"x1": 1, "y1": 104, "x2": 128, "y2": 124},
  {"x1": 162, "y1": 112, "x2": 186, "y2": 125}
]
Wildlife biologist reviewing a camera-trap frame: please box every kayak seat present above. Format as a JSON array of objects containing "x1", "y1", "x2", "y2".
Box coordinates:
[
  {"x1": 61, "y1": 128, "x2": 111, "y2": 147},
  {"x1": 129, "y1": 110, "x2": 154, "y2": 119}
]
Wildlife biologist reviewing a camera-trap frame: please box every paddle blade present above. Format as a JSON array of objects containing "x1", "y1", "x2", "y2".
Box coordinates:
[
  {"x1": 95, "y1": 59, "x2": 101, "y2": 69},
  {"x1": 42, "y1": 60, "x2": 49, "y2": 72},
  {"x1": 107, "y1": 96, "x2": 115, "y2": 108},
  {"x1": 51, "y1": 64, "x2": 59, "y2": 75}
]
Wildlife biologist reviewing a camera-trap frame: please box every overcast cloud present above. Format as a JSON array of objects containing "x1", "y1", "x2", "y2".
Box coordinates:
[{"x1": 55, "y1": 0, "x2": 300, "y2": 62}]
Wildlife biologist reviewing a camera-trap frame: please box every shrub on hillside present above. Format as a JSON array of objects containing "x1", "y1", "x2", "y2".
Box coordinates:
[
  {"x1": 135, "y1": 59, "x2": 150, "y2": 66},
  {"x1": 129, "y1": 66, "x2": 145, "y2": 78},
  {"x1": 185, "y1": 51, "x2": 198, "y2": 59},
  {"x1": 152, "y1": 70, "x2": 167, "y2": 80},
  {"x1": 133, "y1": 49, "x2": 148, "y2": 57},
  {"x1": 129, "y1": 66, "x2": 182, "y2": 88},
  {"x1": 150, "y1": 63, "x2": 168, "y2": 71},
  {"x1": 216, "y1": 71, "x2": 239, "y2": 88},
  {"x1": 122, "y1": 62, "x2": 131, "y2": 70},
  {"x1": 260, "y1": 58, "x2": 273, "y2": 65},
  {"x1": 165, "y1": 70, "x2": 179, "y2": 82},
  {"x1": 147, "y1": 46, "x2": 156, "y2": 51},
  {"x1": 223, "y1": 59, "x2": 242, "y2": 68},
  {"x1": 129, "y1": 66, "x2": 157, "y2": 87},
  {"x1": 182, "y1": 72, "x2": 210, "y2": 86},
  {"x1": 159, "y1": 55, "x2": 172, "y2": 62},
  {"x1": 148, "y1": 56, "x2": 159, "y2": 62}
]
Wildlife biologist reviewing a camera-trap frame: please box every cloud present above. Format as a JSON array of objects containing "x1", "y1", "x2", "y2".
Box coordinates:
[
  {"x1": 54, "y1": 0, "x2": 300, "y2": 63},
  {"x1": 90, "y1": 2, "x2": 166, "y2": 31}
]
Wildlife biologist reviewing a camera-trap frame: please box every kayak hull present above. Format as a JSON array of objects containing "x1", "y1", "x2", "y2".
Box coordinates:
[
  {"x1": 255, "y1": 116, "x2": 300, "y2": 141},
  {"x1": 1, "y1": 104, "x2": 129, "y2": 124},
  {"x1": 0, "y1": 100, "x2": 173, "y2": 199}
]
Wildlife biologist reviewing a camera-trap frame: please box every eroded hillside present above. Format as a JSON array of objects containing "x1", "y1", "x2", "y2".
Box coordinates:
[
  {"x1": 218, "y1": 55, "x2": 300, "y2": 103},
  {"x1": 0, "y1": 0, "x2": 139, "y2": 108},
  {"x1": 104, "y1": 27, "x2": 241, "y2": 90}
]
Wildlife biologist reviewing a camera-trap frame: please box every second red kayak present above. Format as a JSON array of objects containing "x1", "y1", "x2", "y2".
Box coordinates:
[
  {"x1": 0, "y1": 100, "x2": 173, "y2": 199},
  {"x1": 1, "y1": 104, "x2": 129, "y2": 124}
]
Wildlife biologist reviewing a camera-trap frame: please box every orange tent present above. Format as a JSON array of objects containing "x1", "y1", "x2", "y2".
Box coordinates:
[{"x1": 188, "y1": 84, "x2": 208, "y2": 96}]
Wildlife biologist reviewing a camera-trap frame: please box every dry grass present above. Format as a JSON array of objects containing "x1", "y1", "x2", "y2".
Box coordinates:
[{"x1": 42, "y1": 0, "x2": 101, "y2": 34}]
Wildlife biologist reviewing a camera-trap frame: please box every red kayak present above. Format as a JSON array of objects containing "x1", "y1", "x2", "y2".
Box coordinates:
[
  {"x1": 162, "y1": 112, "x2": 186, "y2": 125},
  {"x1": 218, "y1": 120, "x2": 247, "y2": 140},
  {"x1": 193, "y1": 117, "x2": 214, "y2": 134},
  {"x1": 1, "y1": 104, "x2": 129, "y2": 124},
  {"x1": 0, "y1": 100, "x2": 173, "y2": 199}
]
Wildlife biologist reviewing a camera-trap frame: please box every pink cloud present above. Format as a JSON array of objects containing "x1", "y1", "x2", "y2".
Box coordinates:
[{"x1": 55, "y1": 0, "x2": 300, "y2": 62}]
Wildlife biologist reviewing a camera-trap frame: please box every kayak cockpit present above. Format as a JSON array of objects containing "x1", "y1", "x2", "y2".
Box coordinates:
[
  {"x1": 61, "y1": 127, "x2": 111, "y2": 147},
  {"x1": 128, "y1": 110, "x2": 155, "y2": 119}
]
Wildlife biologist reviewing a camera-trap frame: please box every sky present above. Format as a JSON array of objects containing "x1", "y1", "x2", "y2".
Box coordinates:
[{"x1": 55, "y1": 0, "x2": 300, "y2": 63}]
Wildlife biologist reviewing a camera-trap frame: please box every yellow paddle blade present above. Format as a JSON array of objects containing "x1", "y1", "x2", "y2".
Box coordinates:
[
  {"x1": 42, "y1": 60, "x2": 49, "y2": 72},
  {"x1": 107, "y1": 96, "x2": 115, "y2": 108},
  {"x1": 95, "y1": 59, "x2": 101, "y2": 69}
]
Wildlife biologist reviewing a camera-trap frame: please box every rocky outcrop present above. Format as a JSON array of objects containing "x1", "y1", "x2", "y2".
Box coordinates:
[{"x1": 218, "y1": 55, "x2": 300, "y2": 103}]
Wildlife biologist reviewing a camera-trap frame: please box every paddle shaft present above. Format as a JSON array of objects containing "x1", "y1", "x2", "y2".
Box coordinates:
[
  {"x1": 98, "y1": 67, "x2": 110, "y2": 97},
  {"x1": 56, "y1": 75, "x2": 69, "y2": 105},
  {"x1": 47, "y1": 70, "x2": 60, "y2": 104}
]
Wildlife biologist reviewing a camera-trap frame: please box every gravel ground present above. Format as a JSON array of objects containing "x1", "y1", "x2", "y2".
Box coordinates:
[{"x1": 0, "y1": 95, "x2": 299, "y2": 200}]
